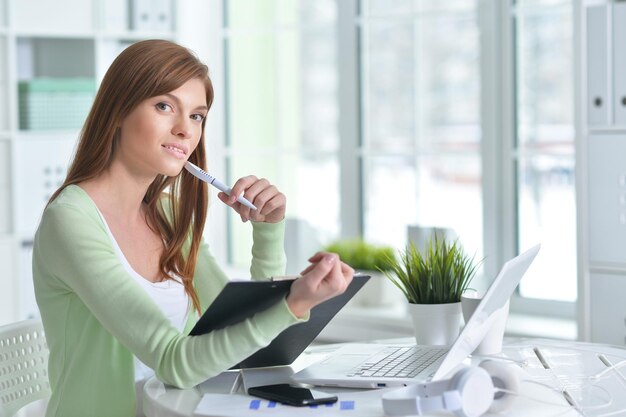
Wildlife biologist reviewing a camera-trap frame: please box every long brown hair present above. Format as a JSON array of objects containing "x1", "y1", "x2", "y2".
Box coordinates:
[{"x1": 48, "y1": 39, "x2": 214, "y2": 314}]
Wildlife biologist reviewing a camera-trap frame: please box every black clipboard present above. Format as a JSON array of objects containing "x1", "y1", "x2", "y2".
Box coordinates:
[{"x1": 189, "y1": 274, "x2": 370, "y2": 369}]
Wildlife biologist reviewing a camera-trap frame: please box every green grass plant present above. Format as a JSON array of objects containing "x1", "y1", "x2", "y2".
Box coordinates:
[
  {"x1": 383, "y1": 236, "x2": 480, "y2": 304},
  {"x1": 324, "y1": 239, "x2": 396, "y2": 272}
]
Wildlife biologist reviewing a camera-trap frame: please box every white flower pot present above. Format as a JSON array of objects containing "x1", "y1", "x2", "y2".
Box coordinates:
[{"x1": 407, "y1": 302, "x2": 462, "y2": 346}]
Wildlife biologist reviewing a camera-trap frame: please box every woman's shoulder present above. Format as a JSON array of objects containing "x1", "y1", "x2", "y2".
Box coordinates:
[
  {"x1": 43, "y1": 184, "x2": 100, "y2": 222},
  {"x1": 34, "y1": 185, "x2": 106, "y2": 255}
]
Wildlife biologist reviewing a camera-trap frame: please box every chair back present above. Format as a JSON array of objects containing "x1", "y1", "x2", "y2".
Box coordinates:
[{"x1": 0, "y1": 319, "x2": 50, "y2": 417}]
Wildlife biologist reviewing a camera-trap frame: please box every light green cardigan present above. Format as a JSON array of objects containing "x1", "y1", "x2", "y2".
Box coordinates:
[{"x1": 32, "y1": 185, "x2": 301, "y2": 417}]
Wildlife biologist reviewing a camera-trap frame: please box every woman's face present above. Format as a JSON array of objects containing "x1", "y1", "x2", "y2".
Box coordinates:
[{"x1": 117, "y1": 77, "x2": 208, "y2": 178}]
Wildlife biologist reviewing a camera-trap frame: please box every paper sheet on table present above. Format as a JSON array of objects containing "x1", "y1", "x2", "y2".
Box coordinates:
[{"x1": 193, "y1": 390, "x2": 386, "y2": 417}]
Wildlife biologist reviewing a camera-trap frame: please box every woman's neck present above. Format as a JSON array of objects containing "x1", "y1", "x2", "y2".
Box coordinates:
[{"x1": 79, "y1": 160, "x2": 155, "y2": 225}]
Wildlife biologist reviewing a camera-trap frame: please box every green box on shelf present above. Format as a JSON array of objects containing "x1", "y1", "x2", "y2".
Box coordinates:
[{"x1": 18, "y1": 78, "x2": 96, "y2": 130}]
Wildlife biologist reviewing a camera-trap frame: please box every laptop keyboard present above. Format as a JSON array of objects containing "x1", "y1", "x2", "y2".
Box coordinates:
[{"x1": 346, "y1": 346, "x2": 448, "y2": 378}]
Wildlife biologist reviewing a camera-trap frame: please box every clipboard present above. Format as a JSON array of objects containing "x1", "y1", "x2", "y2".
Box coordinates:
[{"x1": 189, "y1": 274, "x2": 370, "y2": 369}]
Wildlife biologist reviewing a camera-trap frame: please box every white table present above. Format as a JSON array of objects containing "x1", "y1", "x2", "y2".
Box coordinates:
[{"x1": 144, "y1": 338, "x2": 626, "y2": 417}]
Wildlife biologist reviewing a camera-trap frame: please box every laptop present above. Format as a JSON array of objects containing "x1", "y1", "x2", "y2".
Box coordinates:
[{"x1": 291, "y1": 244, "x2": 540, "y2": 389}]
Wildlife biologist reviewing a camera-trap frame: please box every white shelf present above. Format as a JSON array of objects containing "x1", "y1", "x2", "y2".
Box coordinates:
[
  {"x1": 578, "y1": 2, "x2": 626, "y2": 344},
  {"x1": 12, "y1": 0, "x2": 95, "y2": 35},
  {"x1": 14, "y1": 31, "x2": 97, "y2": 39},
  {"x1": 0, "y1": 235, "x2": 16, "y2": 326},
  {"x1": 15, "y1": 130, "x2": 81, "y2": 140},
  {"x1": 0, "y1": 0, "x2": 183, "y2": 324},
  {"x1": 100, "y1": 30, "x2": 176, "y2": 41}
]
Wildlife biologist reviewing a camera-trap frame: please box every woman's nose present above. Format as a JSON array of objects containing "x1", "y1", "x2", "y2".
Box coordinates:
[{"x1": 172, "y1": 116, "x2": 192, "y2": 139}]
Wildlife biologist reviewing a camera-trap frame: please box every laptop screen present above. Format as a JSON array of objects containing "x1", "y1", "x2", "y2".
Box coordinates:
[{"x1": 432, "y1": 244, "x2": 540, "y2": 380}]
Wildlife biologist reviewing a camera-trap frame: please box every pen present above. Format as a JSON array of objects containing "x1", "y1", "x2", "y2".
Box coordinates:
[{"x1": 184, "y1": 161, "x2": 257, "y2": 210}]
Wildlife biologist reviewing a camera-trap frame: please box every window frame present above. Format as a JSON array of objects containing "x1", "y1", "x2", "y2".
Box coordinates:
[{"x1": 507, "y1": 0, "x2": 576, "y2": 318}]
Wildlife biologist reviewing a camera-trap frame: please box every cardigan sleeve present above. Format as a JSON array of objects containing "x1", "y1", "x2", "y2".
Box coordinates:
[
  {"x1": 250, "y1": 220, "x2": 287, "y2": 279},
  {"x1": 35, "y1": 200, "x2": 302, "y2": 389}
]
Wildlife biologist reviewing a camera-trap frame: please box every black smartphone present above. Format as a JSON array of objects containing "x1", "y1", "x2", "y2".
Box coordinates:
[{"x1": 248, "y1": 384, "x2": 338, "y2": 407}]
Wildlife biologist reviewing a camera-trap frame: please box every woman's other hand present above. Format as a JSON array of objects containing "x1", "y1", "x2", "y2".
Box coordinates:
[
  {"x1": 286, "y1": 252, "x2": 355, "y2": 318},
  {"x1": 217, "y1": 176, "x2": 286, "y2": 223}
]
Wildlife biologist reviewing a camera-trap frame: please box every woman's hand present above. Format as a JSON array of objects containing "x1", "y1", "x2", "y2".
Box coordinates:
[
  {"x1": 217, "y1": 176, "x2": 286, "y2": 223},
  {"x1": 286, "y1": 252, "x2": 355, "y2": 319}
]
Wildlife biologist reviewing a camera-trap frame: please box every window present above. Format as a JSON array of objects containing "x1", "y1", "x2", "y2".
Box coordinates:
[
  {"x1": 222, "y1": 0, "x2": 340, "y2": 267},
  {"x1": 513, "y1": 0, "x2": 576, "y2": 304},
  {"x1": 360, "y1": 1, "x2": 483, "y2": 260},
  {"x1": 216, "y1": 0, "x2": 576, "y2": 316}
]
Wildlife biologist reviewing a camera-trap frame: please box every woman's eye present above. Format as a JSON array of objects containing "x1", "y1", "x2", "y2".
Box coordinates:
[
  {"x1": 191, "y1": 114, "x2": 206, "y2": 122},
  {"x1": 156, "y1": 102, "x2": 172, "y2": 112}
]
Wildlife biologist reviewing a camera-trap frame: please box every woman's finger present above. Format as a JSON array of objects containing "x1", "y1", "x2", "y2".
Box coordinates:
[
  {"x1": 308, "y1": 251, "x2": 330, "y2": 263},
  {"x1": 299, "y1": 263, "x2": 316, "y2": 276},
  {"x1": 302, "y1": 255, "x2": 337, "y2": 287},
  {"x1": 241, "y1": 178, "x2": 270, "y2": 206},
  {"x1": 341, "y1": 262, "x2": 355, "y2": 276},
  {"x1": 251, "y1": 186, "x2": 280, "y2": 215},
  {"x1": 229, "y1": 175, "x2": 258, "y2": 204}
]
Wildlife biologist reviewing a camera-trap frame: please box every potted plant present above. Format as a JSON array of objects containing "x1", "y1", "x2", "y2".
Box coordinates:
[
  {"x1": 324, "y1": 239, "x2": 403, "y2": 308},
  {"x1": 383, "y1": 236, "x2": 480, "y2": 345}
]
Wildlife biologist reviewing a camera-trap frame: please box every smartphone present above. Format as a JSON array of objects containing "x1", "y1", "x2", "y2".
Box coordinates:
[{"x1": 248, "y1": 384, "x2": 338, "y2": 407}]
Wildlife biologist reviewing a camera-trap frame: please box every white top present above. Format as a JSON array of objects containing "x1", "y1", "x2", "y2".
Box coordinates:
[{"x1": 94, "y1": 208, "x2": 190, "y2": 383}]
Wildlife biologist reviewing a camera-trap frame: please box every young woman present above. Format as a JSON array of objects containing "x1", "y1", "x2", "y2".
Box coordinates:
[{"x1": 32, "y1": 39, "x2": 353, "y2": 417}]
